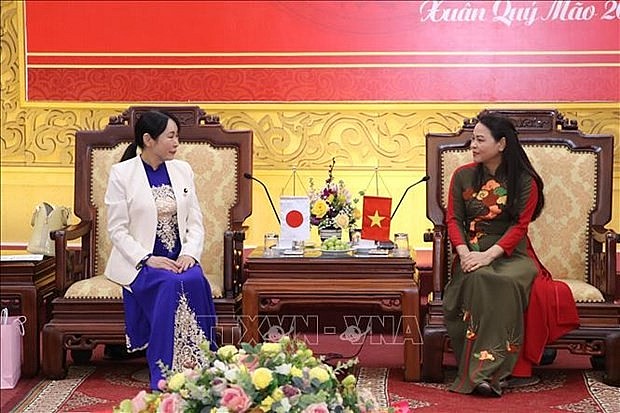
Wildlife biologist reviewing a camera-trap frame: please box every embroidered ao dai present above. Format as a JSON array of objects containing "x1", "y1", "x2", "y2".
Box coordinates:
[
  {"x1": 123, "y1": 161, "x2": 217, "y2": 390},
  {"x1": 443, "y1": 163, "x2": 538, "y2": 395}
]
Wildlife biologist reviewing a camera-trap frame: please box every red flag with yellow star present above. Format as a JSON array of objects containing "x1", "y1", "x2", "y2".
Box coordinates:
[{"x1": 361, "y1": 196, "x2": 392, "y2": 241}]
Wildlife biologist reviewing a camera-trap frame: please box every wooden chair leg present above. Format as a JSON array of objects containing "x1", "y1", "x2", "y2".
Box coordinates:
[
  {"x1": 422, "y1": 325, "x2": 447, "y2": 382},
  {"x1": 604, "y1": 331, "x2": 620, "y2": 387},
  {"x1": 42, "y1": 324, "x2": 68, "y2": 379}
]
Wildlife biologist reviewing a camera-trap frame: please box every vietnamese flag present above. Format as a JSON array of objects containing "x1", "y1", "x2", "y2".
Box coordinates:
[{"x1": 361, "y1": 196, "x2": 392, "y2": 241}]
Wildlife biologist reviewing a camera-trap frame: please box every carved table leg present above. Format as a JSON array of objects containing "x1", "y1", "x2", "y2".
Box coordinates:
[
  {"x1": 402, "y1": 287, "x2": 421, "y2": 381},
  {"x1": 2, "y1": 286, "x2": 38, "y2": 377},
  {"x1": 241, "y1": 283, "x2": 260, "y2": 345}
]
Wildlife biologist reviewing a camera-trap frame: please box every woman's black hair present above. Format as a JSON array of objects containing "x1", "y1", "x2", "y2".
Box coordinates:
[
  {"x1": 475, "y1": 114, "x2": 545, "y2": 221},
  {"x1": 120, "y1": 111, "x2": 181, "y2": 162}
]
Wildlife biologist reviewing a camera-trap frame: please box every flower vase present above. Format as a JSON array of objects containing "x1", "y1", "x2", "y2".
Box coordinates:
[{"x1": 319, "y1": 227, "x2": 342, "y2": 242}]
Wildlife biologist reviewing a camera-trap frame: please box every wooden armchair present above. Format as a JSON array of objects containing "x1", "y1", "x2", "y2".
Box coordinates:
[
  {"x1": 42, "y1": 106, "x2": 252, "y2": 378},
  {"x1": 422, "y1": 109, "x2": 620, "y2": 386}
]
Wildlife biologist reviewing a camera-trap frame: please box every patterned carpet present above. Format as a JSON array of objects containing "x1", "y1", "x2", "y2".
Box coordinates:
[
  {"x1": 6, "y1": 362, "x2": 620, "y2": 412},
  {"x1": 358, "y1": 367, "x2": 620, "y2": 413}
]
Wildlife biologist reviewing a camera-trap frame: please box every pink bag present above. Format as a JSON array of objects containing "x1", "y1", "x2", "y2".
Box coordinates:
[{"x1": 1, "y1": 308, "x2": 27, "y2": 389}]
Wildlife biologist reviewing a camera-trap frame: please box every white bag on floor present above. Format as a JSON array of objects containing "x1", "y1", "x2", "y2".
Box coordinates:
[{"x1": 0, "y1": 308, "x2": 27, "y2": 389}]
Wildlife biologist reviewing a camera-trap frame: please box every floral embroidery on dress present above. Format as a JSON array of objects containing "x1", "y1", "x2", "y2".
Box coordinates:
[
  {"x1": 506, "y1": 341, "x2": 521, "y2": 353},
  {"x1": 171, "y1": 292, "x2": 208, "y2": 372},
  {"x1": 466, "y1": 327, "x2": 478, "y2": 340},
  {"x1": 151, "y1": 184, "x2": 178, "y2": 252},
  {"x1": 461, "y1": 308, "x2": 479, "y2": 341},
  {"x1": 462, "y1": 178, "x2": 508, "y2": 250},
  {"x1": 505, "y1": 328, "x2": 521, "y2": 353},
  {"x1": 125, "y1": 334, "x2": 148, "y2": 352},
  {"x1": 475, "y1": 350, "x2": 495, "y2": 361},
  {"x1": 462, "y1": 310, "x2": 471, "y2": 322}
]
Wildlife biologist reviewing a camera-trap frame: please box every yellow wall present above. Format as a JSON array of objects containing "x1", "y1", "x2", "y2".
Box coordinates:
[
  {"x1": 3, "y1": 104, "x2": 619, "y2": 250},
  {"x1": 1, "y1": 1, "x2": 619, "y2": 250}
]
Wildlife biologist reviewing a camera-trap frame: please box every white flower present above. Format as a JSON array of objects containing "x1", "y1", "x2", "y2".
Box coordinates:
[
  {"x1": 224, "y1": 367, "x2": 240, "y2": 382},
  {"x1": 274, "y1": 363, "x2": 292, "y2": 375},
  {"x1": 275, "y1": 398, "x2": 291, "y2": 412},
  {"x1": 213, "y1": 360, "x2": 228, "y2": 372}
]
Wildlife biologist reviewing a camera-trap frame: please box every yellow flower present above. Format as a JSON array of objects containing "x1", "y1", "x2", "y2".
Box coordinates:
[
  {"x1": 311, "y1": 199, "x2": 329, "y2": 218},
  {"x1": 261, "y1": 342, "x2": 281, "y2": 354},
  {"x1": 217, "y1": 345, "x2": 238, "y2": 360},
  {"x1": 341, "y1": 374, "x2": 356, "y2": 387},
  {"x1": 167, "y1": 372, "x2": 186, "y2": 391},
  {"x1": 271, "y1": 387, "x2": 284, "y2": 401},
  {"x1": 290, "y1": 366, "x2": 303, "y2": 377},
  {"x1": 353, "y1": 207, "x2": 361, "y2": 220},
  {"x1": 260, "y1": 396, "x2": 275, "y2": 411},
  {"x1": 309, "y1": 366, "x2": 330, "y2": 383},
  {"x1": 335, "y1": 212, "x2": 350, "y2": 229},
  {"x1": 252, "y1": 367, "x2": 273, "y2": 390}
]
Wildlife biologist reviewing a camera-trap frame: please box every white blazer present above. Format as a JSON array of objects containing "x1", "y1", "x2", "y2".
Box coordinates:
[{"x1": 104, "y1": 156, "x2": 204, "y2": 286}]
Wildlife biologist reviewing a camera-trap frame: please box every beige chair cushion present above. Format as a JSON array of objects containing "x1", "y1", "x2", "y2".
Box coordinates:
[
  {"x1": 558, "y1": 279, "x2": 605, "y2": 303},
  {"x1": 65, "y1": 275, "x2": 122, "y2": 299},
  {"x1": 64, "y1": 274, "x2": 223, "y2": 299}
]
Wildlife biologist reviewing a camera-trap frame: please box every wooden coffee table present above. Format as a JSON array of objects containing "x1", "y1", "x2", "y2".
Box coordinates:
[{"x1": 242, "y1": 249, "x2": 420, "y2": 381}]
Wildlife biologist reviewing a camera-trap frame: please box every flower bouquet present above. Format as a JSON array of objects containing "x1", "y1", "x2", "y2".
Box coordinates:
[
  {"x1": 309, "y1": 159, "x2": 361, "y2": 231},
  {"x1": 114, "y1": 336, "x2": 388, "y2": 413}
]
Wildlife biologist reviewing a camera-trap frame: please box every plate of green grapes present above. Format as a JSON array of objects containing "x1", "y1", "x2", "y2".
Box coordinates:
[{"x1": 320, "y1": 236, "x2": 352, "y2": 256}]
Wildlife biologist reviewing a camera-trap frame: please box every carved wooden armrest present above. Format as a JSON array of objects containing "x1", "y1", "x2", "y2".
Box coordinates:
[
  {"x1": 424, "y1": 225, "x2": 448, "y2": 304},
  {"x1": 591, "y1": 225, "x2": 618, "y2": 300},
  {"x1": 51, "y1": 219, "x2": 92, "y2": 294},
  {"x1": 223, "y1": 229, "x2": 246, "y2": 299}
]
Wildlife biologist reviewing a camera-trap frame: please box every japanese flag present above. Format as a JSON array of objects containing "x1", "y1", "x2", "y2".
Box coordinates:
[
  {"x1": 361, "y1": 196, "x2": 392, "y2": 241},
  {"x1": 280, "y1": 196, "x2": 310, "y2": 244}
]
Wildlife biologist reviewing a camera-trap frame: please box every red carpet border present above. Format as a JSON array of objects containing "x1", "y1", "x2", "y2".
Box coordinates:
[
  {"x1": 5, "y1": 364, "x2": 620, "y2": 412},
  {"x1": 10, "y1": 366, "x2": 96, "y2": 413},
  {"x1": 584, "y1": 371, "x2": 620, "y2": 413}
]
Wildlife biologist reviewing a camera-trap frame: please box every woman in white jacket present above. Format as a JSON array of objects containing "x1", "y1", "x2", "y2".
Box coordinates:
[{"x1": 104, "y1": 110, "x2": 216, "y2": 390}]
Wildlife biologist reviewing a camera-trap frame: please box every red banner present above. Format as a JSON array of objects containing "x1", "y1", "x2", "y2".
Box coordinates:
[{"x1": 24, "y1": 1, "x2": 620, "y2": 102}]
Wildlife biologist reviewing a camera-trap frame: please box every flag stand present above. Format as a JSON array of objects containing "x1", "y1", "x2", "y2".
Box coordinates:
[
  {"x1": 362, "y1": 166, "x2": 392, "y2": 197},
  {"x1": 280, "y1": 167, "x2": 311, "y2": 245},
  {"x1": 359, "y1": 166, "x2": 393, "y2": 242},
  {"x1": 281, "y1": 166, "x2": 308, "y2": 196}
]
